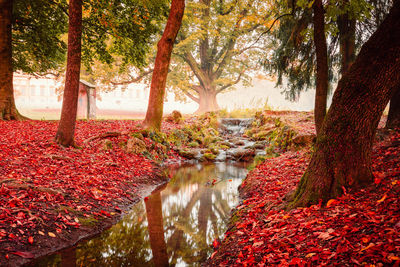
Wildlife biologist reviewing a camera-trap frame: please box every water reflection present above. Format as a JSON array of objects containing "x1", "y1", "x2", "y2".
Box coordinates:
[{"x1": 33, "y1": 162, "x2": 248, "y2": 266}]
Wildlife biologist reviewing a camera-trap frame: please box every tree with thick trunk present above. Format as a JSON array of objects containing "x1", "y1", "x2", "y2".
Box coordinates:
[
  {"x1": 386, "y1": 88, "x2": 400, "y2": 129},
  {"x1": 142, "y1": 0, "x2": 185, "y2": 130},
  {"x1": 289, "y1": 0, "x2": 400, "y2": 208},
  {"x1": 312, "y1": 0, "x2": 329, "y2": 134},
  {"x1": 168, "y1": 0, "x2": 273, "y2": 114},
  {"x1": 0, "y1": 0, "x2": 22, "y2": 120},
  {"x1": 55, "y1": 0, "x2": 82, "y2": 147}
]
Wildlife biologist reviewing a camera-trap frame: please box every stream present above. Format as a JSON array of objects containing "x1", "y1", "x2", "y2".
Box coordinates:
[{"x1": 32, "y1": 162, "x2": 249, "y2": 267}]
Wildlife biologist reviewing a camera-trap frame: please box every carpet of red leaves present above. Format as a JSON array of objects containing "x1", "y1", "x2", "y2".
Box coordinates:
[
  {"x1": 0, "y1": 120, "x2": 177, "y2": 265},
  {"x1": 208, "y1": 131, "x2": 400, "y2": 266}
]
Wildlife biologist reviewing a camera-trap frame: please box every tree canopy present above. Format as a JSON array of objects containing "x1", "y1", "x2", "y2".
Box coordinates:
[{"x1": 165, "y1": 0, "x2": 277, "y2": 113}]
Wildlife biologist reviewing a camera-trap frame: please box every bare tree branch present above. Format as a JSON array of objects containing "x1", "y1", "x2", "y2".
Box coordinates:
[
  {"x1": 110, "y1": 69, "x2": 153, "y2": 86},
  {"x1": 184, "y1": 88, "x2": 200, "y2": 103},
  {"x1": 217, "y1": 70, "x2": 244, "y2": 93}
]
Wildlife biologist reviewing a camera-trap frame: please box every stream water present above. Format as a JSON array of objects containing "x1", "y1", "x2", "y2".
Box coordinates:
[{"x1": 33, "y1": 162, "x2": 249, "y2": 267}]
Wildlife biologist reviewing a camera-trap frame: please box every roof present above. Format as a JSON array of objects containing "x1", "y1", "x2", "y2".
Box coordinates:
[{"x1": 79, "y1": 79, "x2": 96, "y2": 88}]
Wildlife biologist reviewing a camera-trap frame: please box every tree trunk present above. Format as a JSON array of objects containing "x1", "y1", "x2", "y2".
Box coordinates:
[
  {"x1": 338, "y1": 3, "x2": 356, "y2": 74},
  {"x1": 196, "y1": 88, "x2": 219, "y2": 114},
  {"x1": 55, "y1": 0, "x2": 82, "y2": 147},
  {"x1": 313, "y1": 0, "x2": 329, "y2": 135},
  {"x1": 386, "y1": 88, "x2": 400, "y2": 129},
  {"x1": 143, "y1": 0, "x2": 185, "y2": 131},
  {"x1": 145, "y1": 192, "x2": 169, "y2": 267},
  {"x1": 289, "y1": 0, "x2": 400, "y2": 208},
  {"x1": 0, "y1": 0, "x2": 23, "y2": 120}
]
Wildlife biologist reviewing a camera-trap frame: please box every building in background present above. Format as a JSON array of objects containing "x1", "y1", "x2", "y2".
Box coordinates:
[
  {"x1": 78, "y1": 80, "x2": 96, "y2": 119},
  {"x1": 13, "y1": 73, "x2": 197, "y2": 119}
]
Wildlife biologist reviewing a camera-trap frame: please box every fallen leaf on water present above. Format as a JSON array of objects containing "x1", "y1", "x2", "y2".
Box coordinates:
[
  {"x1": 28, "y1": 236, "x2": 33, "y2": 244},
  {"x1": 38, "y1": 231, "x2": 45, "y2": 236}
]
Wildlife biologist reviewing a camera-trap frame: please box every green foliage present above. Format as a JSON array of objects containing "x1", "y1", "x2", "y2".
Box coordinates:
[
  {"x1": 81, "y1": 0, "x2": 169, "y2": 70},
  {"x1": 166, "y1": 0, "x2": 276, "y2": 104},
  {"x1": 264, "y1": 0, "x2": 390, "y2": 101},
  {"x1": 12, "y1": 0, "x2": 68, "y2": 73},
  {"x1": 247, "y1": 154, "x2": 267, "y2": 171}
]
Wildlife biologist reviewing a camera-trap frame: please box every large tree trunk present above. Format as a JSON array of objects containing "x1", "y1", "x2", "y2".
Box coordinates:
[
  {"x1": 196, "y1": 88, "x2": 219, "y2": 114},
  {"x1": 0, "y1": 0, "x2": 23, "y2": 120},
  {"x1": 143, "y1": 0, "x2": 185, "y2": 131},
  {"x1": 338, "y1": 2, "x2": 356, "y2": 74},
  {"x1": 386, "y1": 88, "x2": 400, "y2": 129},
  {"x1": 55, "y1": 0, "x2": 82, "y2": 147},
  {"x1": 312, "y1": 0, "x2": 329, "y2": 135},
  {"x1": 145, "y1": 192, "x2": 169, "y2": 267},
  {"x1": 289, "y1": 0, "x2": 400, "y2": 208}
]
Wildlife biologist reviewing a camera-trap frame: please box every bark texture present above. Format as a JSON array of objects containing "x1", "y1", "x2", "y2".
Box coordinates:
[
  {"x1": 290, "y1": 0, "x2": 400, "y2": 208},
  {"x1": 55, "y1": 0, "x2": 82, "y2": 147},
  {"x1": 143, "y1": 0, "x2": 185, "y2": 130},
  {"x1": 312, "y1": 0, "x2": 329, "y2": 135},
  {"x1": 0, "y1": 0, "x2": 23, "y2": 120},
  {"x1": 386, "y1": 88, "x2": 400, "y2": 129},
  {"x1": 337, "y1": 0, "x2": 356, "y2": 75}
]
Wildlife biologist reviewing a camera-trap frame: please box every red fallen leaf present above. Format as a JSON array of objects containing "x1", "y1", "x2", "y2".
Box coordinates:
[
  {"x1": 11, "y1": 251, "x2": 35, "y2": 258},
  {"x1": 212, "y1": 238, "x2": 221, "y2": 249},
  {"x1": 211, "y1": 251, "x2": 217, "y2": 259},
  {"x1": 28, "y1": 236, "x2": 33, "y2": 244},
  {"x1": 5, "y1": 254, "x2": 9, "y2": 260},
  {"x1": 144, "y1": 197, "x2": 149, "y2": 201},
  {"x1": 377, "y1": 193, "x2": 387, "y2": 203},
  {"x1": 289, "y1": 257, "x2": 303, "y2": 265},
  {"x1": 326, "y1": 199, "x2": 337, "y2": 207}
]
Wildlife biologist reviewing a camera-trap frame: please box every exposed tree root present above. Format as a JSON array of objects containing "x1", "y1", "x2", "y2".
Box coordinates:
[
  {"x1": 2, "y1": 181, "x2": 65, "y2": 196},
  {"x1": 83, "y1": 131, "x2": 122, "y2": 144}
]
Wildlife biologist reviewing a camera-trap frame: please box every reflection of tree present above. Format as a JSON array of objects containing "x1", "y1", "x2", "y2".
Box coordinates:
[
  {"x1": 34, "y1": 163, "x2": 247, "y2": 266},
  {"x1": 162, "y1": 163, "x2": 246, "y2": 265},
  {"x1": 145, "y1": 192, "x2": 169, "y2": 267},
  {"x1": 75, "y1": 203, "x2": 153, "y2": 266},
  {"x1": 198, "y1": 188, "x2": 212, "y2": 261},
  {"x1": 61, "y1": 246, "x2": 76, "y2": 267}
]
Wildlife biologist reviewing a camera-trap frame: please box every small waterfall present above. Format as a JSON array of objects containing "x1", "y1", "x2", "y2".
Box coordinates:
[{"x1": 219, "y1": 118, "x2": 253, "y2": 136}]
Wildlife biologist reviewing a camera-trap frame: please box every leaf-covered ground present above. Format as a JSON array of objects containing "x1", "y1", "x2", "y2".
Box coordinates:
[
  {"x1": 208, "y1": 130, "x2": 400, "y2": 266},
  {"x1": 0, "y1": 120, "x2": 179, "y2": 266}
]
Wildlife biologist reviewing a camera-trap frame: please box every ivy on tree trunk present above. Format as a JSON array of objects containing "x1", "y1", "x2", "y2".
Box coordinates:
[
  {"x1": 289, "y1": 0, "x2": 400, "y2": 208},
  {"x1": 143, "y1": 0, "x2": 185, "y2": 131},
  {"x1": 55, "y1": 0, "x2": 82, "y2": 147}
]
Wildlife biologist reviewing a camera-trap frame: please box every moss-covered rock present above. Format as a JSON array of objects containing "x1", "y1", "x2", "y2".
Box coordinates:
[
  {"x1": 126, "y1": 137, "x2": 147, "y2": 154},
  {"x1": 165, "y1": 110, "x2": 183, "y2": 124},
  {"x1": 188, "y1": 141, "x2": 200, "y2": 148},
  {"x1": 102, "y1": 139, "x2": 113, "y2": 150},
  {"x1": 203, "y1": 152, "x2": 217, "y2": 161}
]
